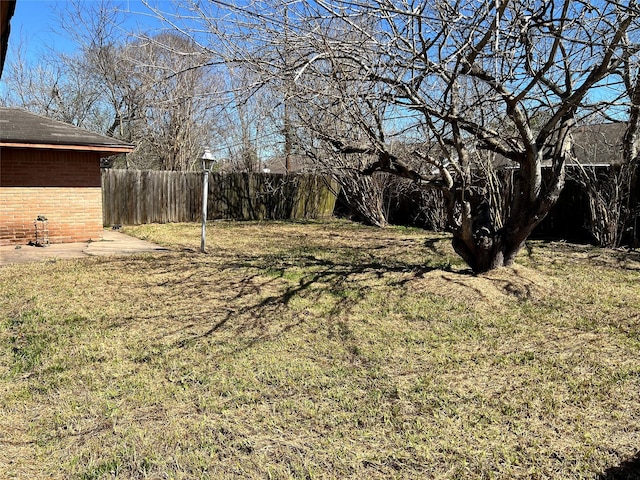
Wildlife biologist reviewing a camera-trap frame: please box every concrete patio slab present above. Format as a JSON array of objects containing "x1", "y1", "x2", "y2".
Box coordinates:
[{"x1": 0, "y1": 230, "x2": 169, "y2": 266}]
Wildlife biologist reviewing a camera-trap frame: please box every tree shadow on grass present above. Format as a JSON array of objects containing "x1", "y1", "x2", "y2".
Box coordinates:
[
  {"x1": 147, "y1": 247, "x2": 453, "y2": 353},
  {"x1": 598, "y1": 451, "x2": 640, "y2": 480},
  {"x1": 100, "y1": 244, "x2": 466, "y2": 356},
  {"x1": 192, "y1": 252, "x2": 443, "y2": 340}
]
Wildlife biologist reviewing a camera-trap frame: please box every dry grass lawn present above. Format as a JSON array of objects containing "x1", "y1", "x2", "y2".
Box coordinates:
[{"x1": 1, "y1": 220, "x2": 639, "y2": 479}]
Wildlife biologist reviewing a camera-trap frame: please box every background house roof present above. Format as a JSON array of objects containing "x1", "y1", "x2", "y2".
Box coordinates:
[
  {"x1": 570, "y1": 122, "x2": 626, "y2": 166},
  {"x1": 262, "y1": 155, "x2": 316, "y2": 174},
  {"x1": 0, "y1": 108, "x2": 135, "y2": 154},
  {"x1": 492, "y1": 123, "x2": 627, "y2": 169}
]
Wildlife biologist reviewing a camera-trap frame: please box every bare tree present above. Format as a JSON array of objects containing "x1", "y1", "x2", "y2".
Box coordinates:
[
  {"x1": 56, "y1": 1, "x2": 225, "y2": 170},
  {"x1": 568, "y1": 25, "x2": 640, "y2": 248},
  {"x1": 2, "y1": 0, "x2": 224, "y2": 171},
  {"x1": 0, "y1": 37, "x2": 106, "y2": 130},
  {"x1": 213, "y1": 66, "x2": 274, "y2": 172},
  {"x1": 567, "y1": 124, "x2": 636, "y2": 247},
  {"x1": 618, "y1": 31, "x2": 640, "y2": 246},
  {"x1": 173, "y1": 0, "x2": 637, "y2": 271},
  {"x1": 121, "y1": 32, "x2": 220, "y2": 170}
]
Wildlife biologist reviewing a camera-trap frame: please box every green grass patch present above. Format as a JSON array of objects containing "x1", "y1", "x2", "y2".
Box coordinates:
[{"x1": 0, "y1": 220, "x2": 639, "y2": 478}]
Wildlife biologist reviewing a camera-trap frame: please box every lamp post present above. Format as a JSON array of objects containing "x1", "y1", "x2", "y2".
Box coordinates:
[{"x1": 200, "y1": 148, "x2": 215, "y2": 253}]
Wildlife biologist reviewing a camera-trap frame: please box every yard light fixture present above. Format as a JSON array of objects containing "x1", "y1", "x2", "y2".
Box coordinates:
[{"x1": 200, "y1": 148, "x2": 216, "y2": 253}]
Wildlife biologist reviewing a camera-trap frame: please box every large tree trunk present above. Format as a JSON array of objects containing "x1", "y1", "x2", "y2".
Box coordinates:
[
  {"x1": 449, "y1": 174, "x2": 563, "y2": 273},
  {"x1": 451, "y1": 228, "x2": 531, "y2": 273}
]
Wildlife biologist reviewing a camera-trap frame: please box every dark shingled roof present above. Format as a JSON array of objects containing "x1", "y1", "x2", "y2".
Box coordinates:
[
  {"x1": 570, "y1": 122, "x2": 626, "y2": 166},
  {"x1": 0, "y1": 108, "x2": 135, "y2": 154},
  {"x1": 494, "y1": 123, "x2": 626, "y2": 169}
]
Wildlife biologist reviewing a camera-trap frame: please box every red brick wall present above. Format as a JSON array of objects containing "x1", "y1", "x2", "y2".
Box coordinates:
[
  {"x1": 0, "y1": 149, "x2": 101, "y2": 187},
  {"x1": 0, "y1": 148, "x2": 104, "y2": 246}
]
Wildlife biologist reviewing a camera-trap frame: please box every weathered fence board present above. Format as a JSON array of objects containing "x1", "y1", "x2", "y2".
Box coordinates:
[{"x1": 102, "y1": 170, "x2": 339, "y2": 226}]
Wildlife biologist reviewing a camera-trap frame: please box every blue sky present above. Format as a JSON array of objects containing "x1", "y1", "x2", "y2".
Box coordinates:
[
  {"x1": 5, "y1": 0, "x2": 164, "y2": 63},
  {"x1": 3, "y1": 0, "x2": 628, "y2": 121},
  {"x1": 8, "y1": 1, "x2": 72, "y2": 57}
]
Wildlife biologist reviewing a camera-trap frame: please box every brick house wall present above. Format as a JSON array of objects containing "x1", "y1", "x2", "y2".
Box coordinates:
[{"x1": 0, "y1": 148, "x2": 104, "y2": 246}]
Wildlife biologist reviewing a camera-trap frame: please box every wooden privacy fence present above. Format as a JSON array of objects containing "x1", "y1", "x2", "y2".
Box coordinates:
[{"x1": 102, "y1": 169, "x2": 339, "y2": 226}]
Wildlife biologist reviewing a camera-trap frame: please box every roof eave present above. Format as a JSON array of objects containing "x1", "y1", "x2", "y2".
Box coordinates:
[{"x1": 0, "y1": 142, "x2": 135, "y2": 155}]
